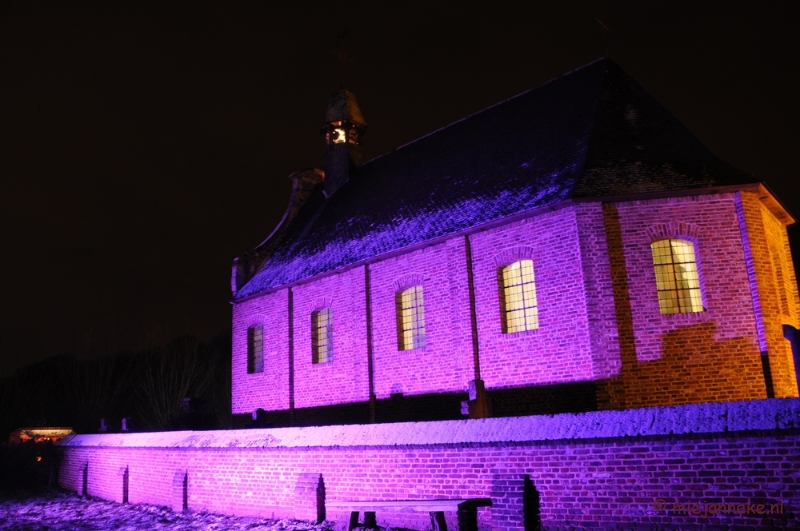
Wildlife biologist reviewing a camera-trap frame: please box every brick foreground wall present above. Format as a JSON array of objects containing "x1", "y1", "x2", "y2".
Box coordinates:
[{"x1": 59, "y1": 399, "x2": 799, "y2": 531}]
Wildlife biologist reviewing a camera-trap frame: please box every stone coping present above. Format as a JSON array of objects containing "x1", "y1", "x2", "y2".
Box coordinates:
[{"x1": 58, "y1": 398, "x2": 800, "y2": 449}]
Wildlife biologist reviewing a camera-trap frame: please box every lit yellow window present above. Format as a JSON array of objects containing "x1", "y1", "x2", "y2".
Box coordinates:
[
  {"x1": 651, "y1": 239, "x2": 704, "y2": 314},
  {"x1": 312, "y1": 308, "x2": 332, "y2": 364},
  {"x1": 398, "y1": 286, "x2": 425, "y2": 350},
  {"x1": 501, "y1": 259, "x2": 539, "y2": 333},
  {"x1": 247, "y1": 325, "x2": 263, "y2": 374}
]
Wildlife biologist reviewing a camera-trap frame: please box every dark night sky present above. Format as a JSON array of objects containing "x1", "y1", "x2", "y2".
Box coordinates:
[{"x1": 1, "y1": 2, "x2": 798, "y2": 376}]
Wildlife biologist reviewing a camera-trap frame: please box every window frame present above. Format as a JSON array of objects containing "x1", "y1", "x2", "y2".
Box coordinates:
[
  {"x1": 312, "y1": 307, "x2": 333, "y2": 364},
  {"x1": 499, "y1": 259, "x2": 539, "y2": 333},
  {"x1": 650, "y1": 238, "x2": 705, "y2": 314},
  {"x1": 247, "y1": 325, "x2": 264, "y2": 374},
  {"x1": 396, "y1": 285, "x2": 426, "y2": 350}
]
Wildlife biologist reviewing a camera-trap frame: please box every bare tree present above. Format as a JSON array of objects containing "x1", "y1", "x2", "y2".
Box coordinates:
[
  {"x1": 1, "y1": 357, "x2": 65, "y2": 430},
  {"x1": 0, "y1": 374, "x2": 27, "y2": 436},
  {"x1": 58, "y1": 355, "x2": 132, "y2": 433},
  {"x1": 207, "y1": 332, "x2": 232, "y2": 428},
  {"x1": 134, "y1": 336, "x2": 219, "y2": 429}
]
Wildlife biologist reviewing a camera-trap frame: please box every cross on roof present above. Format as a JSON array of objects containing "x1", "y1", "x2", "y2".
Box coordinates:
[
  {"x1": 596, "y1": 17, "x2": 612, "y2": 57},
  {"x1": 332, "y1": 30, "x2": 354, "y2": 88}
]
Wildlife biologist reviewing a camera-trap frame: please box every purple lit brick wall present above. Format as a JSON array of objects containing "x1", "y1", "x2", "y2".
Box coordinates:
[
  {"x1": 292, "y1": 267, "x2": 371, "y2": 409},
  {"x1": 59, "y1": 400, "x2": 800, "y2": 530},
  {"x1": 234, "y1": 205, "x2": 602, "y2": 413},
  {"x1": 470, "y1": 206, "x2": 596, "y2": 389},
  {"x1": 370, "y1": 239, "x2": 474, "y2": 398},
  {"x1": 574, "y1": 202, "x2": 621, "y2": 384},
  {"x1": 232, "y1": 193, "x2": 798, "y2": 417},
  {"x1": 232, "y1": 288, "x2": 290, "y2": 413}
]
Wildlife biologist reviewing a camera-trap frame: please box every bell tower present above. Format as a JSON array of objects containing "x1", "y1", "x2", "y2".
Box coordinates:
[{"x1": 321, "y1": 89, "x2": 366, "y2": 197}]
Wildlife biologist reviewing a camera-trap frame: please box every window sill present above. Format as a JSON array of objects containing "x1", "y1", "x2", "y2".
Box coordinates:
[
  {"x1": 502, "y1": 327, "x2": 540, "y2": 337},
  {"x1": 659, "y1": 309, "x2": 708, "y2": 324}
]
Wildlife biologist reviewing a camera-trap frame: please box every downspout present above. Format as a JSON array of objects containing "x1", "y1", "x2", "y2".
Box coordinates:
[
  {"x1": 365, "y1": 264, "x2": 376, "y2": 423},
  {"x1": 465, "y1": 234, "x2": 490, "y2": 417}
]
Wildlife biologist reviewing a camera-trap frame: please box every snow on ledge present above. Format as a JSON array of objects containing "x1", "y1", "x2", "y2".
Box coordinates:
[{"x1": 58, "y1": 398, "x2": 800, "y2": 450}]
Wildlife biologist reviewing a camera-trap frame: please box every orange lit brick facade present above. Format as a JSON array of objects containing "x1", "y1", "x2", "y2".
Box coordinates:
[
  {"x1": 737, "y1": 191, "x2": 800, "y2": 397},
  {"x1": 598, "y1": 191, "x2": 798, "y2": 409}
]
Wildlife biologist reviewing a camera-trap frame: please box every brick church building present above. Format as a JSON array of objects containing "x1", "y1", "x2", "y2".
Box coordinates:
[{"x1": 230, "y1": 58, "x2": 800, "y2": 427}]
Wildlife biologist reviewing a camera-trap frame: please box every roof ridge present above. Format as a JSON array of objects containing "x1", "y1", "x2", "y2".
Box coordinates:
[
  {"x1": 361, "y1": 58, "x2": 612, "y2": 167},
  {"x1": 573, "y1": 60, "x2": 758, "y2": 198},
  {"x1": 564, "y1": 59, "x2": 612, "y2": 199}
]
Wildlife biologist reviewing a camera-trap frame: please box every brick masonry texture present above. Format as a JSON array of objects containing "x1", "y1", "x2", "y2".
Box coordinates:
[
  {"x1": 59, "y1": 399, "x2": 800, "y2": 530},
  {"x1": 738, "y1": 191, "x2": 799, "y2": 397},
  {"x1": 232, "y1": 193, "x2": 799, "y2": 418},
  {"x1": 600, "y1": 193, "x2": 769, "y2": 408},
  {"x1": 370, "y1": 240, "x2": 474, "y2": 398},
  {"x1": 292, "y1": 267, "x2": 370, "y2": 409},
  {"x1": 470, "y1": 207, "x2": 595, "y2": 390},
  {"x1": 232, "y1": 289, "x2": 290, "y2": 413}
]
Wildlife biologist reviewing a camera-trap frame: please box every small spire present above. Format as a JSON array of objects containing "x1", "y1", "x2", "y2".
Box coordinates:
[
  {"x1": 331, "y1": 30, "x2": 353, "y2": 89},
  {"x1": 324, "y1": 89, "x2": 366, "y2": 127},
  {"x1": 321, "y1": 88, "x2": 367, "y2": 197}
]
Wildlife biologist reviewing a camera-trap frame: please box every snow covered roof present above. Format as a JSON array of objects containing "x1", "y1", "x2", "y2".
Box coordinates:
[{"x1": 235, "y1": 58, "x2": 757, "y2": 299}]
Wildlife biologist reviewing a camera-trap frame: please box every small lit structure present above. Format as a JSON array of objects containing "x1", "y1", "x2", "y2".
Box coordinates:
[{"x1": 9, "y1": 427, "x2": 75, "y2": 444}]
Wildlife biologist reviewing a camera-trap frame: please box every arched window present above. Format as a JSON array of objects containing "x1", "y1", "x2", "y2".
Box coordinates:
[
  {"x1": 397, "y1": 286, "x2": 425, "y2": 350},
  {"x1": 312, "y1": 308, "x2": 332, "y2": 364},
  {"x1": 501, "y1": 259, "x2": 539, "y2": 333},
  {"x1": 247, "y1": 325, "x2": 264, "y2": 374},
  {"x1": 651, "y1": 239, "x2": 704, "y2": 314}
]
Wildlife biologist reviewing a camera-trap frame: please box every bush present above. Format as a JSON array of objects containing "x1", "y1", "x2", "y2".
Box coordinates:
[{"x1": 0, "y1": 441, "x2": 57, "y2": 492}]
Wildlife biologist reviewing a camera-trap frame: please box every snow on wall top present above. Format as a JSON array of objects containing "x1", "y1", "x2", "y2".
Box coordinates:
[{"x1": 59, "y1": 398, "x2": 799, "y2": 449}]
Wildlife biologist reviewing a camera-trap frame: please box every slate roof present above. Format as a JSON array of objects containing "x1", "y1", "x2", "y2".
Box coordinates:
[
  {"x1": 235, "y1": 58, "x2": 758, "y2": 300},
  {"x1": 324, "y1": 89, "x2": 367, "y2": 126}
]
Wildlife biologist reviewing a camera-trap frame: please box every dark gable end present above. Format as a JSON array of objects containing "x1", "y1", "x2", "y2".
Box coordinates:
[
  {"x1": 234, "y1": 59, "x2": 759, "y2": 300},
  {"x1": 574, "y1": 61, "x2": 758, "y2": 198}
]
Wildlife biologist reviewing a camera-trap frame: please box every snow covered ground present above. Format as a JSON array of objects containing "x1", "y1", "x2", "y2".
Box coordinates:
[{"x1": 0, "y1": 490, "x2": 338, "y2": 531}]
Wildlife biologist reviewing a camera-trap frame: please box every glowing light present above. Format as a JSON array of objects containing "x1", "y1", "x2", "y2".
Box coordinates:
[
  {"x1": 332, "y1": 128, "x2": 347, "y2": 144},
  {"x1": 247, "y1": 326, "x2": 264, "y2": 374},
  {"x1": 502, "y1": 259, "x2": 539, "y2": 332},
  {"x1": 312, "y1": 308, "x2": 333, "y2": 364},
  {"x1": 399, "y1": 286, "x2": 425, "y2": 350},
  {"x1": 8, "y1": 427, "x2": 75, "y2": 444},
  {"x1": 651, "y1": 239, "x2": 704, "y2": 314}
]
